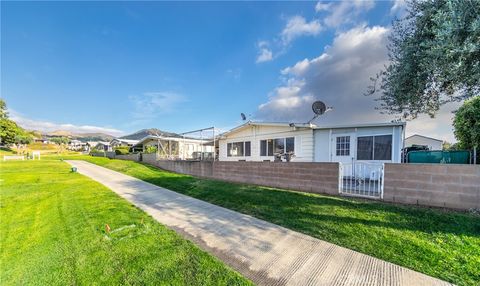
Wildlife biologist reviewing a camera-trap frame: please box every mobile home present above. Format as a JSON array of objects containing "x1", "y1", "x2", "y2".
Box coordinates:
[{"x1": 218, "y1": 121, "x2": 405, "y2": 164}]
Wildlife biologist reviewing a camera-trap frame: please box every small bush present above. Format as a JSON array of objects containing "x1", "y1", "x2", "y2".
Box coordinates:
[
  {"x1": 114, "y1": 147, "x2": 130, "y2": 155},
  {"x1": 144, "y1": 146, "x2": 157, "y2": 154}
]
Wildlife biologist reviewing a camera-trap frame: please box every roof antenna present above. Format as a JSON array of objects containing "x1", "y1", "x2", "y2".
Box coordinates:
[{"x1": 308, "y1": 101, "x2": 332, "y2": 124}]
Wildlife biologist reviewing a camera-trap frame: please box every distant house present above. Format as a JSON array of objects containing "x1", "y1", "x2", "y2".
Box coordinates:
[
  {"x1": 34, "y1": 137, "x2": 51, "y2": 144},
  {"x1": 68, "y1": 139, "x2": 86, "y2": 151},
  {"x1": 93, "y1": 141, "x2": 111, "y2": 152},
  {"x1": 132, "y1": 135, "x2": 214, "y2": 160},
  {"x1": 109, "y1": 138, "x2": 139, "y2": 150},
  {"x1": 405, "y1": 134, "x2": 443, "y2": 150},
  {"x1": 218, "y1": 121, "x2": 405, "y2": 164}
]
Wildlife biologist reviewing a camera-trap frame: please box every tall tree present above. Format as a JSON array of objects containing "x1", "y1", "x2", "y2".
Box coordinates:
[
  {"x1": 0, "y1": 99, "x2": 8, "y2": 119},
  {"x1": 0, "y1": 99, "x2": 30, "y2": 145},
  {"x1": 453, "y1": 96, "x2": 480, "y2": 149},
  {"x1": 367, "y1": 0, "x2": 480, "y2": 119}
]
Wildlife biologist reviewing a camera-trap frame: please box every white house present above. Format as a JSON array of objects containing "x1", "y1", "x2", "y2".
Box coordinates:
[
  {"x1": 68, "y1": 140, "x2": 87, "y2": 151},
  {"x1": 218, "y1": 121, "x2": 405, "y2": 164},
  {"x1": 132, "y1": 135, "x2": 215, "y2": 160},
  {"x1": 218, "y1": 122, "x2": 314, "y2": 162},
  {"x1": 405, "y1": 134, "x2": 443, "y2": 150},
  {"x1": 93, "y1": 141, "x2": 111, "y2": 152},
  {"x1": 110, "y1": 138, "x2": 139, "y2": 149}
]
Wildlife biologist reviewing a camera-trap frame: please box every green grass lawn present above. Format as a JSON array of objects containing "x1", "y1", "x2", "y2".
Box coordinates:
[
  {"x1": 0, "y1": 159, "x2": 252, "y2": 285},
  {"x1": 60, "y1": 155, "x2": 480, "y2": 286}
]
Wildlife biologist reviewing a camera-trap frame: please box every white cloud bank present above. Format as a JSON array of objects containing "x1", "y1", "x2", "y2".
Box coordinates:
[
  {"x1": 10, "y1": 110, "x2": 124, "y2": 136},
  {"x1": 257, "y1": 24, "x2": 458, "y2": 142}
]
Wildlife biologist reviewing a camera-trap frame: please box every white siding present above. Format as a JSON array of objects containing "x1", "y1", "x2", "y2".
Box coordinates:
[
  {"x1": 219, "y1": 125, "x2": 314, "y2": 162},
  {"x1": 313, "y1": 129, "x2": 330, "y2": 162},
  {"x1": 405, "y1": 135, "x2": 442, "y2": 150},
  {"x1": 313, "y1": 125, "x2": 404, "y2": 163}
]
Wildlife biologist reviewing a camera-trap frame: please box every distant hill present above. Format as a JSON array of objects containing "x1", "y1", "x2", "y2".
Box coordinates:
[
  {"x1": 120, "y1": 128, "x2": 181, "y2": 140},
  {"x1": 72, "y1": 133, "x2": 115, "y2": 142},
  {"x1": 49, "y1": 130, "x2": 74, "y2": 137},
  {"x1": 39, "y1": 130, "x2": 115, "y2": 142}
]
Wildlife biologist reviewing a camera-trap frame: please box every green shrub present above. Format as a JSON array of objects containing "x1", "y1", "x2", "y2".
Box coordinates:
[
  {"x1": 89, "y1": 151, "x2": 105, "y2": 156},
  {"x1": 144, "y1": 146, "x2": 157, "y2": 154},
  {"x1": 114, "y1": 147, "x2": 130, "y2": 155}
]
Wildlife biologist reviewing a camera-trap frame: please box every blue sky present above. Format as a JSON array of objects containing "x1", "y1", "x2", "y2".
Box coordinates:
[{"x1": 1, "y1": 1, "x2": 458, "y2": 141}]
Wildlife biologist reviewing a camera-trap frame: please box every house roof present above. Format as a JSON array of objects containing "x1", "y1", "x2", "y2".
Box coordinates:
[
  {"x1": 314, "y1": 121, "x2": 406, "y2": 130},
  {"x1": 220, "y1": 121, "x2": 406, "y2": 138},
  {"x1": 132, "y1": 135, "x2": 210, "y2": 147},
  {"x1": 220, "y1": 121, "x2": 316, "y2": 137},
  {"x1": 110, "y1": 138, "x2": 139, "y2": 145},
  {"x1": 405, "y1": 134, "x2": 443, "y2": 142}
]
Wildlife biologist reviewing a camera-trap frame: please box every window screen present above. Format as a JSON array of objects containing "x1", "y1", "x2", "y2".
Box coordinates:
[
  {"x1": 357, "y1": 136, "x2": 373, "y2": 160},
  {"x1": 357, "y1": 135, "x2": 392, "y2": 160},
  {"x1": 286, "y1": 137, "x2": 295, "y2": 153},
  {"x1": 274, "y1": 138, "x2": 285, "y2": 154},
  {"x1": 260, "y1": 140, "x2": 267, "y2": 156},
  {"x1": 267, "y1": 139, "x2": 273, "y2": 156},
  {"x1": 245, "y1": 141, "x2": 251, "y2": 156},
  {"x1": 374, "y1": 135, "x2": 392, "y2": 160},
  {"x1": 227, "y1": 142, "x2": 244, "y2": 157}
]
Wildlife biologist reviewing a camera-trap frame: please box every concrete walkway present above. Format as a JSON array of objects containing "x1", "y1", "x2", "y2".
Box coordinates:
[{"x1": 67, "y1": 160, "x2": 452, "y2": 286}]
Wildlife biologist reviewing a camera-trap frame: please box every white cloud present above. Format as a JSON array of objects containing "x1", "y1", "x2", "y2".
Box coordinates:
[
  {"x1": 129, "y1": 91, "x2": 186, "y2": 124},
  {"x1": 256, "y1": 41, "x2": 273, "y2": 63},
  {"x1": 9, "y1": 110, "x2": 124, "y2": 136},
  {"x1": 257, "y1": 25, "x2": 390, "y2": 122},
  {"x1": 391, "y1": 0, "x2": 407, "y2": 14},
  {"x1": 281, "y1": 16, "x2": 322, "y2": 45},
  {"x1": 257, "y1": 24, "x2": 457, "y2": 142},
  {"x1": 315, "y1": 2, "x2": 332, "y2": 12},
  {"x1": 323, "y1": 0, "x2": 375, "y2": 28}
]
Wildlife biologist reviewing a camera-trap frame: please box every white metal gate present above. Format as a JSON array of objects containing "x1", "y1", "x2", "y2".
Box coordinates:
[{"x1": 339, "y1": 162, "x2": 384, "y2": 199}]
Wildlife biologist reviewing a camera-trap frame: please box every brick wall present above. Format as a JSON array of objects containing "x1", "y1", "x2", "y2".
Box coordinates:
[
  {"x1": 107, "y1": 154, "x2": 480, "y2": 210},
  {"x1": 154, "y1": 160, "x2": 214, "y2": 178},
  {"x1": 90, "y1": 152, "x2": 115, "y2": 159},
  {"x1": 384, "y1": 163, "x2": 480, "y2": 210},
  {"x1": 149, "y1": 160, "x2": 339, "y2": 196}
]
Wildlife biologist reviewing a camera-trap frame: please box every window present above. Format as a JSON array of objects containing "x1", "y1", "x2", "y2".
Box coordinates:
[
  {"x1": 245, "y1": 141, "x2": 251, "y2": 156},
  {"x1": 274, "y1": 138, "x2": 284, "y2": 154},
  {"x1": 260, "y1": 137, "x2": 295, "y2": 156},
  {"x1": 286, "y1": 137, "x2": 295, "y2": 153},
  {"x1": 357, "y1": 135, "x2": 392, "y2": 160},
  {"x1": 335, "y1": 136, "x2": 350, "y2": 156},
  {"x1": 373, "y1": 135, "x2": 392, "y2": 160},
  {"x1": 267, "y1": 139, "x2": 273, "y2": 156},
  {"x1": 260, "y1": 140, "x2": 266, "y2": 156},
  {"x1": 227, "y1": 141, "x2": 250, "y2": 157},
  {"x1": 357, "y1": 137, "x2": 373, "y2": 160}
]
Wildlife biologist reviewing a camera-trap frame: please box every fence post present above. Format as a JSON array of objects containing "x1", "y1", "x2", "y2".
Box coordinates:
[
  {"x1": 380, "y1": 164, "x2": 385, "y2": 200},
  {"x1": 338, "y1": 163, "x2": 343, "y2": 194},
  {"x1": 474, "y1": 146, "x2": 477, "y2": 165}
]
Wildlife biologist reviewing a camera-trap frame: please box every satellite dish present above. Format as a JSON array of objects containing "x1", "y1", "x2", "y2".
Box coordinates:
[
  {"x1": 240, "y1": 113, "x2": 247, "y2": 121},
  {"x1": 307, "y1": 100, "x2": 332, "y2": 123},
  {"x1": 312, "y1": 101, "x2": 327, "y2": 115}
]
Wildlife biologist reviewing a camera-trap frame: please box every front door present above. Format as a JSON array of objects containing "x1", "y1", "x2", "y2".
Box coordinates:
[{"x1": 331, "y1": 133, "x2": 355, "y2": 165}]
